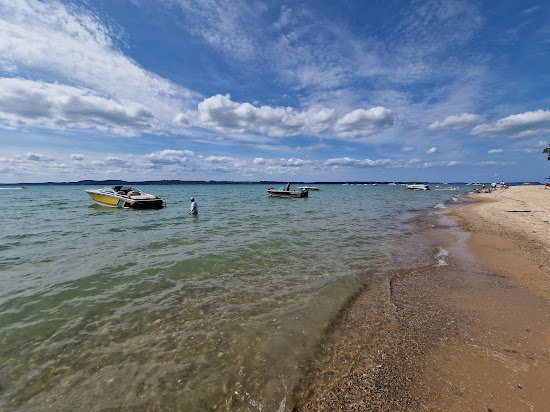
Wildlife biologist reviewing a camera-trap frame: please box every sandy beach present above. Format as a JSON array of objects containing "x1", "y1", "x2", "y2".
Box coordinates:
[{"x1": 293, "y1": 185, "x2": 550, "y2": 411}]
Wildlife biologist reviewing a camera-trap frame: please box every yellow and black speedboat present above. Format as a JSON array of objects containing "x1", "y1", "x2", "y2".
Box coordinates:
[{"x1": 85, "y1": 186, "x2": 165, "y2": 209}]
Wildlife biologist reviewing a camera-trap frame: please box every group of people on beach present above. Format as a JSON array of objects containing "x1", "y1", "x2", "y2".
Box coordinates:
[{"x1": 473, "y1": 181, "x2": 509, "y2": 194}]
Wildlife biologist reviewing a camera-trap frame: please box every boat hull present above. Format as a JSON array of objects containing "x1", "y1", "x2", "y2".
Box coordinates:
[
  {"x1": 406, "y1": 184, "x2": 430, "y2": 190},
  {"x1": 267, "y1": 189, "x2": 308, "y2": 198},
  {"x1": 85, "y1": 190, "x2": 165, "y2": 209}
]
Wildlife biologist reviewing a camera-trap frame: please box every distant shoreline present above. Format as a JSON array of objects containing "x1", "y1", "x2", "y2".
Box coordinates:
[{"x1": 0, "y1": 180, "x2": 543, "y2": 186}]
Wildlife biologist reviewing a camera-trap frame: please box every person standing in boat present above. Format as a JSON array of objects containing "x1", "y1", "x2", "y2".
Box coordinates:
[
  {"x1": 285, "y1": 182, "x2": 291, "y2": 191},
  {"x1": 189, "y1": 197, "x2": 198, "y2": 215}
]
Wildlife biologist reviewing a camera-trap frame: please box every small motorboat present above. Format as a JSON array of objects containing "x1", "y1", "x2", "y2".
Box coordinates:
[
  {"x1": 297, "y1": 186, "x2": 320, "y2": 191},
  {"x1": 406, "y1": 183, "x2": 430, "y2": 190},
  {"x1": 85, "y1": 186, "x2": 165, "y2": 209},
  {"x1": 267, "y1": 188, "x2": 309, "y2": 198}
]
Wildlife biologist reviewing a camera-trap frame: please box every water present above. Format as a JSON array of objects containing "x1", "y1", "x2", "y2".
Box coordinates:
[{"x1": 0, "y1": 184, "x2": 469, "y2": 411}]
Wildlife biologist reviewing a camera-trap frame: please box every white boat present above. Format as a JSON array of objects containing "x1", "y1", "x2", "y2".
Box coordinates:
[
  {"x1": 267, "y1": 188, "x2": 308, "y2": 198},
  {"x1": 85, "y1": 186, "x2": 165, "y2": 209},
  {"x1": 297, "y1": 186, "x2": 320, "y2": 191},
  {"x1": 406, "y1": 183, "x2": 430, "y2": 190}
]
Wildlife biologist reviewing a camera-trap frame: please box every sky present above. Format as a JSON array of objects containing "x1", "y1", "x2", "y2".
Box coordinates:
[{"x1": 1, "y1": 0, "x2": 550, "y2": 183}]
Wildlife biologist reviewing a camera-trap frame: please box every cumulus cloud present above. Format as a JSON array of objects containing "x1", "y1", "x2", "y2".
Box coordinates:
[
  {"x1": 252, "y1": 157, "x2": 319, "y2": 174},
  {"x1": 333, "y1": 107, "x2": 394, "y2": 139},
  {"x1": 144, "y1": 149, "x2": 194, "y2": 164},
  {"x1": 426, "y1": 147, "x2": 438, "y2": 154},
  {"x1": 198, "y1": 94, "x2": 393, "y2": 139},
  {"x1": 471, "y1": 109, "x2": 550, "y2": 138},
  {"x1": 25, "y1": 152, "x2": 54, "y2": 162},
  {"x1": 71, "y1": 154, "x2": 84, "y2": 161},
  {"x1": 173, "y1": 113, "x2": 190, "y2": 125},
  {"x1": 198, "y1": 94, "x2": 304, "y2": 137},
  {"x1": 401, "y1": 146, "x2": 414, "y2": 152},
  {"x1": 427, "y1": 113, "x2": 485, "y2": 131},
  {"x1": 487, "y1": 148, "x2": 503, "y2": 154}
]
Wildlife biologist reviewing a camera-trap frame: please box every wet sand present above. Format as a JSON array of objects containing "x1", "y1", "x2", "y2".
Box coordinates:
[{"x1": 292, "y1": 186, "x2": 550, "y2": 411}]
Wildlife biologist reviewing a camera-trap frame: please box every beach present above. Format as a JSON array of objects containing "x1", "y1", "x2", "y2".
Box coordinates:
[
  {"x1": 2, "y1": 184, "x2": 549, "y2": 410},
  {"x1": 293, "y1": 185, "x2": 550, "y2": 411}
]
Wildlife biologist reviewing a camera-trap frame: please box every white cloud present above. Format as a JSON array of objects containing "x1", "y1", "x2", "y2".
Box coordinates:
[
  {"x1": 427, "y1": 113, "x2": 485, "y2": 131},
  {"x1": 71, "y1": 154, "x2": 84, "y2": 161},
  {"x1": 332, "y1": 107, "x2": 394, "y2": 139},
  {"x1": 421, "y1": 160, "x2": 460, "y2": 167},
  {"x1": 252, "y1": 157, "x2": 319, "y2": 174},
  {"x1": 324, "y1": 157, "x2": 394, "y2": 167},
  {"x1": 161, "y1": 0, "x2": 257, "y2": 61},
  {"x1": 401, "y1": 146, "x2": 414, "y2": 152},
  {"x1": 426, "y1": 147, "x2": 438, "y2": 154},
  {"x1": 295, "y1": 142, "x2": 330, "y2": 151},
  {"x1": 0, "y1": 0, "x2": 200, "y2": 135},
  {"x1": 512, "y1": 128, "x2": 550, "y2": 138},
  {"x1": 26, "y1": 152, "x2": 54, "y2": 162},
  {"x1": 198, "y1": 94, "x2": 304, "y2": 137},
  {"x1": 144, "y1": 149, "x2": 194, "y2": 164},
  {"x1": 471, "y1": 109, "x2": 550, "y2": 138},
  {"x1": 487, "y1": 148, "x2": 503, "y2": 154},
  {"x1": 198, "y1": 94, "x2": 393, "y2": 139},
  {"x1": 0, "y1": 78, "x2": 155, "y2": 135},
  {"x1": 173, "y1": 113, "x2": 190, "y2": 125},
  {"x1": 204, "y1": 155, "x2": 238, "y2": 164}
]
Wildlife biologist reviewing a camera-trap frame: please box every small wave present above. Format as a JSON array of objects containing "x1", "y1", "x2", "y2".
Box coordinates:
[
  {"x1": 433, "y1": 203, "x2": 447, "y2": 209},
  {"x1": 435, "y1": 247, "x2": 449, "y2": 266}
]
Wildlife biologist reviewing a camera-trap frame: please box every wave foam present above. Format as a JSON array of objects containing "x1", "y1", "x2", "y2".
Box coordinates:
[{"x1": 435, "y1": 247, "x2": 449, "y2": 266}]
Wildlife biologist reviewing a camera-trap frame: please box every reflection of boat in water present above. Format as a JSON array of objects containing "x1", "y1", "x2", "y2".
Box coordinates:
[
  {"x1": 297, "y1": 186, "x2": 320, "y2": 191},
  {"x1": 85, "y1": 186, "x2": 165, "y2": 209},
  {"x1": 406, "y1": 183, "x2": 430, "y2": 190},
  {"x1": 267, "y1": 188, "x2": 309, "y2": 198}
]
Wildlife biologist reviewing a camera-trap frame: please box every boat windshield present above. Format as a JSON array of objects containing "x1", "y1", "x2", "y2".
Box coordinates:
[{"x1": 116, "y1": 186, "x2": 143, "y2": 195}]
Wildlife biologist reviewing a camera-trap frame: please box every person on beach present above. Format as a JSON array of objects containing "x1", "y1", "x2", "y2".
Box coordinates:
[{"x1": 189, "y1": 197, "x2": 198, "y2": 215}]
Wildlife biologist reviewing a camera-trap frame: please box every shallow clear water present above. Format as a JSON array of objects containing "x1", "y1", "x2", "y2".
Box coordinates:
[{"x1": 0, "y1": 184, "x2": 469, "y2": 410}]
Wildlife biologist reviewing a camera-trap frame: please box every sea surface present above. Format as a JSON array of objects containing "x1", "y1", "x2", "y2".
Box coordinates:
[{"x1": 0, "y1": 183, "x2": 470, "y2": 411}]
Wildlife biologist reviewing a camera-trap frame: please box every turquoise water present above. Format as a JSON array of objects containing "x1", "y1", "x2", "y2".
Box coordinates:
[{"x1": 0, "y1": 184, "x2": 469, "y2": 410}]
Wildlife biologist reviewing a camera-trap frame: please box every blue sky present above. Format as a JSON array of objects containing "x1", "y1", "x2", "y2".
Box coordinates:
[{"x1": 1, "y1": 0, "x2": 549, "y2": 183}]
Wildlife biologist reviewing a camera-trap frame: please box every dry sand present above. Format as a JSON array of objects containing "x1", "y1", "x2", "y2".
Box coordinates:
[
  {"x1": 292, "y1": 185, "x2": 550, "y2": 411},
  {"x1": 453, "y1": 185, "x2": 550, "y2": 300}
]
